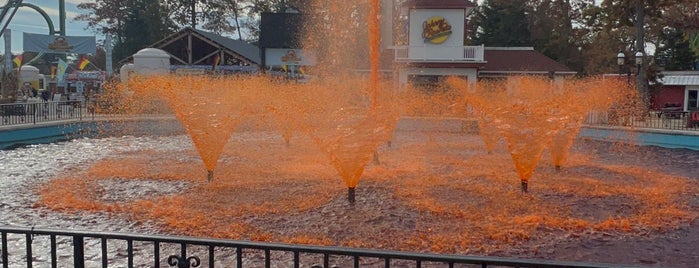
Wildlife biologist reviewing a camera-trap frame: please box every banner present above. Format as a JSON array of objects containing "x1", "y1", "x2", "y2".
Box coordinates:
[
  {"x1": 4, "y1": 29, "x2": 11, "y2": 73},
  {"x1": 105, "y1": 35, "x2": 113, "y2": 76},
  {"x1": 12, "y1": 55, "x2": 22, "y2": 67},
  {"x1": 56, "y1": 58, "x2": 68, "y2": 82},
  {"x1": 78, "y1": 57, "x2": 90, "y2": 70},
  {"x1": 23, "y1": 33, "x2": 96, "y2": 54}
]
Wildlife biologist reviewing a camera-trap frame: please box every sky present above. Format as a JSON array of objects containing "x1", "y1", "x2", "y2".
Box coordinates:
[{"x1": 0, "y1": 0, "x2": 92, "y2": 54}]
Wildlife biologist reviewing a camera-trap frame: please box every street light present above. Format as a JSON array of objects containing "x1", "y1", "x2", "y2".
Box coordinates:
[
  {"x1": 617, "y1": 50, "x2": 625, "y2": 67},
  {"x1": 617, "y1": 50, "x2": 629, "y2": 82},
  {"x1": 634, "y1": 51, "x2": 644, "y2": 75}
]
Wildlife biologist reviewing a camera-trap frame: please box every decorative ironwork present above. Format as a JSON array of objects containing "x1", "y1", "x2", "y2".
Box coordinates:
[
  {"x1": 167, "y1": 255, "x2": 201, "y2": 268},
  {"x1": 0, "y1": 226, "x2": 620, "y2": 268}
]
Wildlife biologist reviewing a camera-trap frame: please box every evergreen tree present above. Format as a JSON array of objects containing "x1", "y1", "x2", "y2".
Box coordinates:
[
  {"x1": 655, "y1": 28, "x2": 695, "y2": 70},
  {"x1": 113, "y1": 0, "x2": 175, "y2": 63},
  {"x1": 528, "y1": 0, "x2": 584, "y2": 72},
  {"x1": 472, "y1": 0, "x2": 532, "y2": 46}
]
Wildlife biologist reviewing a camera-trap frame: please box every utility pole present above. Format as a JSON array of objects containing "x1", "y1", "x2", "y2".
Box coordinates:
[
  {"x1": 59, "y1": 0, "x2": 65, "y2": 35},
  {"x1": 635, "y1": 0, "x2": 648, "y2": 110},
  {"x1": 191, "y1": 0, "x2": 196, "y2": 28}
]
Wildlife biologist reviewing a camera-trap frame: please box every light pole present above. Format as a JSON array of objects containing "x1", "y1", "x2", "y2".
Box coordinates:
[
  {"x1": 634, "y1": 51, "x2": 644, "y2": 76},
  {"x1": 617, "y1": 50, "x2": 630, "y2": 83},
  {"x1": 616, "y1": 50, "x2": 644, "y2": 84}
]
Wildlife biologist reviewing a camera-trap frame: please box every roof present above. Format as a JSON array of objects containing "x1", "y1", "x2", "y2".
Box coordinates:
[
  {"x1": 480, "y1": 47, "x2": 575, "y2": 75},
  {"x1": 118, "y1": 28, "x2": 261, "y2": 66},
  {"x1": 192, "y1": 29, "x2": 261, "y2": 64},
  {"x1": 402, "y1": 0, "x2": 476, "y2": 9},
  {"x1": 659, "y1": 75, "x2": 699, "y2": 86}
]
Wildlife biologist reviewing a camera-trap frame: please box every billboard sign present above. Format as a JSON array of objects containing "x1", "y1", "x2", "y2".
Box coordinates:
[{"x1": 23, "y1": 33, "x2": 96, "y2": 54}]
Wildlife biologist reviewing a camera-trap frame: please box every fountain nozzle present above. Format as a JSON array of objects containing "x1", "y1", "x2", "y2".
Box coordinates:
[
  {"x1": 521, "y1": 180, "x2": 528, "y2": 193},
  {"x1": 207, "y1": 170, "x2": 214, "y2": 182},
  {"x1": 348, "y1": 187, "x2": 356, "y2": 204}
]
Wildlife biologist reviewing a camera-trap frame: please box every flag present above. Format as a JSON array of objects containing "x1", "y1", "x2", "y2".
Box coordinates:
[
  {"x1": 78, "y1": 56, "x2": 90, "y2": 70},
  {"x1": 57, "y1": 58, "x2": 68, "y2": 82},
  {"x1": 12, "y1": 55, "x2": 22, "y2": 67},
  {"x1": 212, "y1": 54, "x2": 220, "y2": 71},
  {"x1": 50, "y1": 66, "x2": 56, "y2": 79},
  {"x1": 281, "y1": 64, "x2": 287, "y2": 72}
]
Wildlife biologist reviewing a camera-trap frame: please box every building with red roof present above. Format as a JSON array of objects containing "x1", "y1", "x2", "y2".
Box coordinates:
[{"x1": 385, "y1": 0, "x2": 575, "y2": 88}]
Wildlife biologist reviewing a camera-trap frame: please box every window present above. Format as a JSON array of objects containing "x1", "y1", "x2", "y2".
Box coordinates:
[{"x1": 688, "y1": 89, "x2": 698, "y2": 110}]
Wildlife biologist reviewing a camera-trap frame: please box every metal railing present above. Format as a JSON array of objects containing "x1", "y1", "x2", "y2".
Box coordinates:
[
  {"x1": 0, "y1": 100, "x2": 88, "y2": 126},
  {"x1": 0, "y1": 226, "x2": 625, "y2": 268},
  {"x1": 584, "y1": 110, "x2": 699, "y2": 131},
  {"x1": 393, "y1": 45, "x2": 485, "y2": 62}
]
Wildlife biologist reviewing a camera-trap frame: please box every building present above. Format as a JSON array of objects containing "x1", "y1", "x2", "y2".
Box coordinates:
[
  {"x1": 653, "y1": 71, "x2": 699, "y2": 111},
  {"x1": 120, "y1": 27, "x2": 261, "y2": 75},
  {"x1": 390, "y1": 0, "x2": 575, "y2": 89}
]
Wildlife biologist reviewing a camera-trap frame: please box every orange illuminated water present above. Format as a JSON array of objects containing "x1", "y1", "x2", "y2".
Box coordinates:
[
  {"x1": 447, "y1": 76, "x2": 634, "y2": 191},
  {"x1": 123, "y1": 73, "x2": 399, "y2": 193},
  {"x1": 369, "y1": 0, "x2": 380, "y2": 108},
  {"x1": 125, "y1": 75, "x2": 270, "y2": 180}
]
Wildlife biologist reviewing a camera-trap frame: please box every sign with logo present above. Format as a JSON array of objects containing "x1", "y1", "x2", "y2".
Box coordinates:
[
  {"x1": 422, "y1": 16, "x2": 452, "y2": 44},
  {"x1": 281, "y1": 50, "x2": 302, "y2": 64},
  {"x1": 265, "y1": 49, "x2": 316, "y2": 66},
  {"x1": 23, "y1": 33, "x2": 96, "y2": 54}
]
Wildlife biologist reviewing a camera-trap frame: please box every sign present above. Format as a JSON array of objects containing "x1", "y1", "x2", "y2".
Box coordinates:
[
  {"x1": 175, "y1": 68, "x2": 206, "y2": 75},
  {"x1": 23, "y1": 33, "x2": 96, "y2": 54},
  {"x1": 74, "y1": 71, "x2": 105, "y2": 80},
  {"x1": 281, "y1": 50, "x2": 302, "y2": 64},
  {"x1": 422, "y1": 16, "x2": 452, "y2": 44},
  {"x1": 265, "y1": 49, "x2": 316, "y2": 66}
]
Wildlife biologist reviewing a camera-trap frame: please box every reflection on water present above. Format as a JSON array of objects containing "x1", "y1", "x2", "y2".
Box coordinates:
[{"x1": 0, "y1": 135, "x2": 195, "y2": 266}]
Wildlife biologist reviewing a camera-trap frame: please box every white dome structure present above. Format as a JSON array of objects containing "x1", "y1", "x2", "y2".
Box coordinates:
[
  {"x1": 18, "y1": 65, "x2": 41, "y2": 83},
  {"x1": 132, "y1": 48, "x2": 170, "y2": 75}
]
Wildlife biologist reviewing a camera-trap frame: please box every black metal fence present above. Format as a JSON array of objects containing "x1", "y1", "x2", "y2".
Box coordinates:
[
  {"x1": 584, "y1": 110, "x2": 699, "y2": 131},
  {"x1": 0, "y1": 226, "x2": 628, "y2": 268},
  {"x1": 0, "y1": 101, "x2": 88, "y2": 126}
]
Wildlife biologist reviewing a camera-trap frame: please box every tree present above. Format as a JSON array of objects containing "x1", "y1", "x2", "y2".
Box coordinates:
[
  {"x1": 601, "y1": 0, "x2": 688, "y2": 108},
  {"x1": 112, "y1": 0, "x2": 176, "y2": 63},
  {"x1": 75, "y1": 1, "x2": 132, "y2": 37},
  {"x1": 76, "y1": 0, "x2": 176, "y2": 68},
  {"x1": 662, "y1": 1, "x2": 699, "y2": 69},
  {"x1": 655, "y1": 28, "x2": 695, "y2": 70},
  {"x1": 528, "y1": 0, "x2": 585, "y2": 72},
  {"x1": 163, "y1": 0, "x2": 205, "y2": 29},
  {"x1": 471, "y1": 0, "x2": 532, "y2": 46}
]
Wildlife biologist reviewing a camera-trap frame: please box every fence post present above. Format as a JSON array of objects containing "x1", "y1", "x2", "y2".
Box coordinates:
[{"x1": 73, "y1": 236, "x2": 85, "y2": 268}]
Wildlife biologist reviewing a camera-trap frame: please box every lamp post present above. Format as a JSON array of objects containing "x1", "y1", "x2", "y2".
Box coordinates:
[
  {"x1": 634, "y1": 51, "x2": 644, "y2": 75},
  {"x1": 616, "y1": 50, "x2": 630, "y2": 83},
  {"x1": 616, "y1": 50, "x2": 644, "y2": 84},
  {"x1": 617, "y1": 50, "x2": 625, "y2": 74}
]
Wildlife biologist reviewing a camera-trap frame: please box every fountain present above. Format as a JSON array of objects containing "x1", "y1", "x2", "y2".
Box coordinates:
[
  {"x1": 447, "y1": 76, "x2": 634, "y2": 192},
  {"x1": 3, "y1": 0, "x2": 698, "y2": 267}
]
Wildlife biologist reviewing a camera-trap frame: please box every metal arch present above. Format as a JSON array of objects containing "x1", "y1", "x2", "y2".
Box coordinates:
[
  {"x1": 0, "y1": 1, "x2": 58, "y2": 36},
  {"x1": 15, "y1": 2, "x2": 57, "y2": 35}
]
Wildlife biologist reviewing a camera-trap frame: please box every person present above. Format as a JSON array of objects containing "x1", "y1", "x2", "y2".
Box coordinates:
[
  {"x1": 40, "y1": 90, "x2": 50, "y2": 102},
  {"x1": 18, "y1": 83, "x2": 31, "y2": 99}
]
